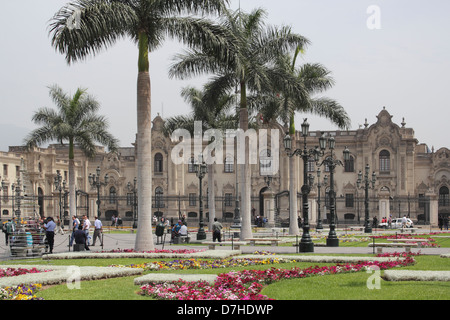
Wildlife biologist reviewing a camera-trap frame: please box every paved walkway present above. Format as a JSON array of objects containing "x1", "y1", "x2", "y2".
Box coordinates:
[{"x1": 1, "y1": 229, "x2": 449, "y2": 260}]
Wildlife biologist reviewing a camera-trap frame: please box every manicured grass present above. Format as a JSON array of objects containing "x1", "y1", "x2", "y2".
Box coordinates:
[
  {"x1": 262, "y1": 272, "x2": 450, "y2": 300},
  {"x1": 262, "y1": 255, "x2": 450, "y2": 300},
  {"x1": 30, "y1": 254, "x2": 450, "y2": 300}
]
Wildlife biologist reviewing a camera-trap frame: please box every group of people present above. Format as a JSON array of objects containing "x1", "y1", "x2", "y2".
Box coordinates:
[
  {"x1": 69, "y1": 215, "x2": 103, "y2": 251},
  {"x1": 164, "y1": 216, "x2": 223, "y2": 243},
  {"x1": 438, "y1": 215, "x2": 449, "y2": 230}
]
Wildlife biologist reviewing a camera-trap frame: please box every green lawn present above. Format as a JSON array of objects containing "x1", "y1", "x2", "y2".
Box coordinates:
[{"x1": 20, "y1": 254, "x2": 447, "y2": 300}]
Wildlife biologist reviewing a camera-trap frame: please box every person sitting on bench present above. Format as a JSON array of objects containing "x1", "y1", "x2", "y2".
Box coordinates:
[{"x1": 74, "y1": 225, "x2": 90, "y2": 251}]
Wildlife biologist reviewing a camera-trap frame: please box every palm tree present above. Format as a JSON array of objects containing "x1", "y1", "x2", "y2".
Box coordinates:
[
  {"x1": 24, "y1": 85, "x2": 118, "y2": 224},
  {"x1": 164, "y1": 86, "x2": 238, "y2": 230},
  {"x1": 259, "y1": 47, "x2": 351, "y2": 235},
  {"x1": 49, "y1": 0, "x2": 229, "y2": 251},
  {"x1": 169, "y1": 7, "x2": 310, "y2": 240}
]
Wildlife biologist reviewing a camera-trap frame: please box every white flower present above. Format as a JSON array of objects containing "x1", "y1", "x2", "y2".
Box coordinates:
[{"x1": 383, "y1": 270, "x2": 450, "y2": 282}]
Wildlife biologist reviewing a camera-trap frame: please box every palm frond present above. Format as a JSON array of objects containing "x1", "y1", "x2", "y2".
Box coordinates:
[{"x1": 49, "y1": 0, "x2": 138, "y2": 64}]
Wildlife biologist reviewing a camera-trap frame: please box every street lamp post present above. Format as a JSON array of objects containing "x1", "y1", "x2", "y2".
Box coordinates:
[
  {"x1": 88, "y1": 167, "x2": 109, "y2": 218},
  {"x1": 10, "y1": 178, "x2": 26, "y2": 229},
  {"x1": 284, "y1": 119, "x2": 323, "y2": 253},
  {"x1": 54, "y1": 170, "x2": 66, "y2": 225},
  {"x1": 318, "y1": 135, "x2": 350, "y2": 247},
  {"x1": 0, "y1": 179, "x2": 5, "y2": 216},
  {"x1": 193, "y1": 154, "x2": 207, "y2": 240},
  {"x1": 127, "y1": 177, "x2": 138, "y2": 229},
  {"x1": 315, "y1": 168, "x2": 328, "y2": 230},
  {"x1": 357, "y1": 164, "x2": 376, "y2": 233}
]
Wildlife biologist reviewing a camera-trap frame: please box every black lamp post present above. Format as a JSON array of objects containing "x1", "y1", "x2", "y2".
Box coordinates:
[
  {"x1": 88, "y1": 167, "x2": 109, "y2": 218},
  {"x1": 11, "y1": 178, "x2": 24, "y2": 227},
  {"x1": 357, "y1": 164, "x2": 376, "y2": 233},
  {"x1": 127, "y1": 177, "x2": 138, "y2": 229},
  {"x1": 193, "y1": 154, "x2": 207, "y2": 240},
  {"x1": 315, "y1": 168, "x2": 328, "y2": 230},
  {"x1": 317, "y1": 135, "x2": 350, "y2": 247},
  {"x1": 0, "y1": 179, "x2": 5, "y2": 216},
  {"x1": 54, "y1": 170, "x2": 67, "y2": 224},
  {"x1": 284, "y1": 119, "x2": 323, "y2": 253}
]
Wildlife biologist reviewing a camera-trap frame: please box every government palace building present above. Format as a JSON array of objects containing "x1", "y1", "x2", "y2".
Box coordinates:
[{"x1": 1, "y1": 108, "x2": 449, "y2": 229}]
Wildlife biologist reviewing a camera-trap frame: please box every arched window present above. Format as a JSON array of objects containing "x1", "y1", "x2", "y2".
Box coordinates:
[
  {"x1": 109, "y1": 187, "x2": 117, "y2": 204},
  {"x1": 344, "y1": 155, "x2": 355, "y2": 172},
  {"x1": 260, "y1": 149, "x2": 272, "y2": 175},
  {"x1": 188, "y1": 156, "x2": 196, "y2": 173},
  {"x1": 224, "y1": 156, "x2": 234, "y2": 173},
  {"x1": 379, "y1": 150, "x2": 390, "y2": 173},
  {"x1": 155, "y1": 187, "x2": 164, "y2": 208},
  {"x1": 439, "y1": 186, "x2": 449, "y2": 207},
  {"x1": 154, "y1": 153, "x2": 163, "y2": 173}
]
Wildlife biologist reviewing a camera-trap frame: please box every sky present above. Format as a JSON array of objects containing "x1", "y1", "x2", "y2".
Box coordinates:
[{"x1": 0, "y1": 0, "x2": 449, "y2": 152}]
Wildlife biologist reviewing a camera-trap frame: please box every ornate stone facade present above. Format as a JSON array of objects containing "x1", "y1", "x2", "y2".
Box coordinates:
[{"x1": 0, "y1": 108, "x2": 448, "y2": 227}]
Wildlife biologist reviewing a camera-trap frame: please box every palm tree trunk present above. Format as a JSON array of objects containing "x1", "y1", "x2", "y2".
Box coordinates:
[
  {"x1": 289, "y1": 144, "x2": 300, "y2": 235},
  {"x1": 288, "y1": 118, "x2": 300, "y2": 235},
  {"x1": 68, "y1": 139, "x2": 76, "y2": 222},
  {"x1": 239, "y1": 81, "x2": 253, "y2": 240},
  {"x1": 207, "y1": 164, "x2": 215, "y2": 230},
  {"x1": 135, "y1": 32, "x2": 154, "y2": 251}
]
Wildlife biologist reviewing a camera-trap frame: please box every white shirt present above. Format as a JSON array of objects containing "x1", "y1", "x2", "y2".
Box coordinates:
[
  {"x1": 84, "y1": 218, "x2": 91, "y2": 230},
  {"x1": 179, "y1": 225, "x2": 188, "y2": 236},
  {"x1": 94, "y1": 219, "x2": 102, "y2": 230}
]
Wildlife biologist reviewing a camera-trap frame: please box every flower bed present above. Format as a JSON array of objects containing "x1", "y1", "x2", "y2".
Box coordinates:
[
  {"x1": 0, "y1": 265, "x2": 142, "y2": 289},
  {"x1": 1, "y1": 284, "x2": 43, "y2": 300},
  {"x1": 139, "y1": 256, "x2": 416, "y2": 300},
  {"x1": 383, "y1": 270, "x2": 450, "y2": 282},
  {"x1": 0, "y1": 267, "x2": 46, "y2": 278},
  {"x1": 0, "y1": 267, "x2": 49, "y2": 300},
  {"x1": 370, "y1": 234, "x2": 440, "y2": 248},
  {"x1": 43, "y1": 249, "x2": 236, "y2": 260}
]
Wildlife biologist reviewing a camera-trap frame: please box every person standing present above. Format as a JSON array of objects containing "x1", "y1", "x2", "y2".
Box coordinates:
[
  {"x1": 44, "y1": 217, "x2": 56, "y2": 254},
  {"x1": 212, "y1": 218, "x2": 223, "y2": 243},
  {"x1": 3, "y1": 219, "x2": 15, "y2": 245},
  {"x1": 83, "y1": 215, "x2": 91, "y2": 245},
  {"x1": 69, "y1": 215, "x2": 80, "y2": 247},
  {"x1": 92, "y1": 216, "x2": 103, "y2": 246}
]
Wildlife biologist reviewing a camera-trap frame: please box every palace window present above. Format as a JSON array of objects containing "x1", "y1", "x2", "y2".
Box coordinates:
[
  {"x1": 109, "y1": 187, "x2": 117, "y2": 204},
  {"x1": 379, "y1": 150, "x2": 390, "y2": 173},
  {"x1": 439, "y1": 186, "x2": 449, "y2": 207},
  {"x1": 224, "y1": 156, "x2": 234, "y2": 173},
  {"x1": 154, "y1": 153, "x2": 163, "y2": 173},
  {"x1": 344, "y1": 155, "x2": 355, "y2": 172}
]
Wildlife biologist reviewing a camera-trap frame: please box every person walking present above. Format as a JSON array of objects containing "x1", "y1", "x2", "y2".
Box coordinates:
[
  {"x1": 212, "y1": 218, "x2": 223, "y2": 243},
  {"x1": 69, "y1": 215, "x2": 80, "y2": 247},
  {"x1": 44, "y1": 217, "x2": 56, "y2": 254},
  {"x1": 83, "y1": 215, "x2": 92, "y2": 245},
  {"x1": 92, "y1": 216, "x2": 103, "y2": 246},
  {"x1": 3, "y1": 219, "x2": 15, "y2": 246}
]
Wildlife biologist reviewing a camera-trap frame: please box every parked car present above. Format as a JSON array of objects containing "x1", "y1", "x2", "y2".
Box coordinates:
[{"x1": 391, "y1": 217, "x2": 414, "y2": 229}]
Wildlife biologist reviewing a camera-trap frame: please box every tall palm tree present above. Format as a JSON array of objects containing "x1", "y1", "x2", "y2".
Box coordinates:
[
  {"x1": 49, "y1": 0, "x2": 229, "y2": 251},
  {"x1": 164, "y1": 86, "x2": 238, "y2": 230},
  {"x1": 259, "y1": 47, "x2": 351, "y2": 235},
  {"x1": 169, "y1": 7, "x2": 310, "y2": 240},
  {"x1": 24, "y1": 85, "x2": 118, "y2": 223}
]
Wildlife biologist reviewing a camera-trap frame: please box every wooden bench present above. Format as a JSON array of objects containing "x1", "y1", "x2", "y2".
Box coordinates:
[
  {"x1": 400, "y1": 228, "x2": 419, "y2": 233},
  {"x1": 203, "y1": 241, "x2": 246, "y2": 250},
  {"x1": 10, "y1": 245, "x2": 45, "y2": 257},
  {"x1": 350, "y1": 226, "x2": 365, "y2": 231},
  {"x1": 246, "y1": 238, "x2": 282, "y2": 246},
  {"x1": 368, "y1": 242, "x2": 418, "y2": 254},
  {"x1": 386, "y1": 238, "x2": 430, "y2": 247}
]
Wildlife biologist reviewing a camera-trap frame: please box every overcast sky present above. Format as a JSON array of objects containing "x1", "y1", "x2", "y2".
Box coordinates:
[{"x1": 0, "y1": 0, "x2": 449, "y2": 152}]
